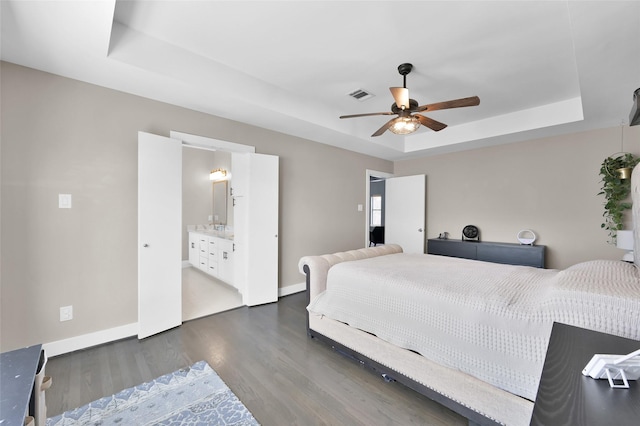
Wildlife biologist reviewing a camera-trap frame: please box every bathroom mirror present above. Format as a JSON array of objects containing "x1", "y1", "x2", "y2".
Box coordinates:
[{"x1": 212, "y1": 181, "x2": 227, "y2": 225}]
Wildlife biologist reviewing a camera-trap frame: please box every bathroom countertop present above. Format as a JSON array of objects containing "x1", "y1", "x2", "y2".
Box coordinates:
[{"x1": 189, "y1": 229, "x2": 234, "y2": 241}]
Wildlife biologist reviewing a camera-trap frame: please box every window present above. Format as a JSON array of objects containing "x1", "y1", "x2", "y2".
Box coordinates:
[{"x1": 370, "y1": 195, "x2": 382, "y2": 226}]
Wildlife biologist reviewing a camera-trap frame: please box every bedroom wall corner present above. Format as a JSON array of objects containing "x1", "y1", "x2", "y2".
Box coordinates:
[
  {"x1": 0, "y1": 61, "x2": 393, "y2": 352},
  {"x1": 393, "y1": 125, "x2": 640, "y2": 270}
]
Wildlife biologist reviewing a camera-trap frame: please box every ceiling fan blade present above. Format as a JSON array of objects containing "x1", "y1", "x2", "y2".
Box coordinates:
[
  {"x1": 371, "y1": 117, "x2": 399, "y2": 137},
  {"x1": 390, "y1": 87, "x2": 410, "y2": 109},
  {"x1": 416, "y1": 96, "x2": 480, "y2": 112},
  {"x1": 340, "y1": 111, "x2": 395, "y2": 119},
  {"x1": 416, "y1": 114, "x2": 447, "y2": 132}
]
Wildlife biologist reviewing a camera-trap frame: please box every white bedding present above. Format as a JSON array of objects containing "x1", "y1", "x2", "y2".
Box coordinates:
[{"x1": 307, "y1": 253, "x2": 640, "y2": 400}]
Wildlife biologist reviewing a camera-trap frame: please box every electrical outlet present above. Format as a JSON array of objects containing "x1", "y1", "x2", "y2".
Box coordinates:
[
  {"x1": 59, "y1": 194, "x2": 72, "y2": 209},
  {"x1": 60, "y1": 305, "x2": 73, "y2": 322}
]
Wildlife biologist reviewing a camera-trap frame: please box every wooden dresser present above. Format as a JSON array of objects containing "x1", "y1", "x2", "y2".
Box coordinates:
[{"x1": 427, "y1": 238, "x2": 546, "y2": 268}]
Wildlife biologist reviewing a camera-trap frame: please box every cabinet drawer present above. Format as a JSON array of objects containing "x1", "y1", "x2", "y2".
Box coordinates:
[
  {"x1": 207, "y1": 261, "x2": 218, "y2": 273},
  {"x1": 477, "y1": 244, "x2": 544, "y2": 268},
  {"x1": 198, "y1": 256, "x2": 208, "y2": 269},
  {"x1": 428, "y1": 239, "x2": 477, "y2": 259}
]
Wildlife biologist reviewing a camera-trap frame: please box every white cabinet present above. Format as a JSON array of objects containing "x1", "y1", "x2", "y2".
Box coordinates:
[
  {"x1": 206, "y1": 238, "x2": 218, "y2": 275},
  {"x1": 232, "y1": 152, "x2": 279, "y2": 306},
  {"x1": 188, "y1": 231, "x2": 235, "y2": 288},
  {"x1": 188, "y1": 233, "x2": 198, "y2": 267},
  {"x1": 218, "y1": 239, "x2": 234, "y2": 285},
  {"x1": 197, "y1": 234, "x2": 209, "y2": 272},
  {"x1": 230, "y1": 153, "x2": 249, "y2": 198}
]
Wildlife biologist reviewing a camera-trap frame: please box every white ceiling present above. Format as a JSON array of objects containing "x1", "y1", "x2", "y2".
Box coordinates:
[{"x1": 2, "y1": 1, "x2": 639, "y2": 161}]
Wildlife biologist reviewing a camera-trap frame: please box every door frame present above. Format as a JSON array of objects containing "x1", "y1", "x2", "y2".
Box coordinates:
[
  {"x1": 365, "y1": 169, "x2": 394, "y2": 248},
  {"x1": 138, "y1": 131, "x2": 255, "y2": 337}
]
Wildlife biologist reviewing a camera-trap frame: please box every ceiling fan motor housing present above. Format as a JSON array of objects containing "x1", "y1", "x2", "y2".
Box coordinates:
[
  {"x1": 391, "y1": 99, "x2": 419, "y2": 114},
  {"x1": 397, "y1": 63, "x2": 413, "y2": 76}
]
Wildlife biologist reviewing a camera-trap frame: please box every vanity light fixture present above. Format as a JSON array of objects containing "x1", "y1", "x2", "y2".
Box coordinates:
[{"x1": 209, "y1": 168, "x2": 227, "y2": 181}]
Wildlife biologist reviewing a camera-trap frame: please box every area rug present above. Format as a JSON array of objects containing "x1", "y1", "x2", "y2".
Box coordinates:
[{"x1": 46, "y1": 360, "x2": 259, "y2": 425}]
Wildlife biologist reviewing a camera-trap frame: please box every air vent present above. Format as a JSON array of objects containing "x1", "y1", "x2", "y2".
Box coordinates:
[{"x1": 347, "y1": 89, "x2": 374, "y2": 102}]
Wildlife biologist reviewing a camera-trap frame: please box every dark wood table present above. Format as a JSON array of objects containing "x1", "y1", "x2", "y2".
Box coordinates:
[
  {"x1": 530, "y1": 323, "x2": 640, "y2": 425},
  {"x1": 0, "y1": 344, "x2": 42, "y2": 426}
]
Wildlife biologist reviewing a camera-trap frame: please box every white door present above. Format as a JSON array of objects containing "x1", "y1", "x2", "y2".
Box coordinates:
[
  {"x1": 385, "y1": 174, "x2": 426, "y2": 253},
  {"x1": 233, "y1": 152, "x2": 279, "y2": 306},
  {"x1": 138, "y1": 132, "x2": 182, "y2": 339}
]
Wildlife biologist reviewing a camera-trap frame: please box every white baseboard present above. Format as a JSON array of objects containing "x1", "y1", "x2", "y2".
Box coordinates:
[
  {"x1": 44, "y1": 283, "x2": 305, "y2": 357},
  {"x1": 279, "y1": 282, "x2": 306, "y2": 297},
  {"x1": 43, "y1": 322, "x2": 138, "y2": 357}
]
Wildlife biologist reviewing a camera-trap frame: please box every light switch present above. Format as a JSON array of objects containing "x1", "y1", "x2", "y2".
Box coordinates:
[
  {"x1": 357, "y1": 204, "x2": 363, "y2": 212},
  {"x1": 59, "y1": 194, "x2": 72, "y2": 209}
]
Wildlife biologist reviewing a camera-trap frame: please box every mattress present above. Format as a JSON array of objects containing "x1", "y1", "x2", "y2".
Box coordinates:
[{"x1": 307, "y1": 253, "x2": 640, "y2": 400}]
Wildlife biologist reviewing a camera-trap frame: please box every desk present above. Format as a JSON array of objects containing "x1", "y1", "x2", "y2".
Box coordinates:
[
  {"x1": 530, "y1": 323, "x2": 640, "y2": 425},
  {"x1": 0, "y1": 344, "x2": 42, "y2": 426}
]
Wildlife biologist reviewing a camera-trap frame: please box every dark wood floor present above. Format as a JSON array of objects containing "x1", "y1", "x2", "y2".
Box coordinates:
[{"x1": 45, "y1": 292, "x2": 466, "y2": 425}]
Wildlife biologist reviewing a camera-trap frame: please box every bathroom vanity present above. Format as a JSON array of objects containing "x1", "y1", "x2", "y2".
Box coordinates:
[{"x1": 188, "y1": 230, "x2": 235, "y2": 289}]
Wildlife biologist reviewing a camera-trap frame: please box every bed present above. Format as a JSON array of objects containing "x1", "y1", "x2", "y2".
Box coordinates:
[{"x1": 298, "y1": 165, "x2": 640, "y2": 426}]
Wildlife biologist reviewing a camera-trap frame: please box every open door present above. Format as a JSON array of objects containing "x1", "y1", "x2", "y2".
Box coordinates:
[
  {"x1": 138, "y1": 132, "x2": 182, "y2": 339},
  {"x1": 232, "y1": 152, "x2": 279, "y2": 306},
  {"x1": 385, "y1": 174, "x2": 426, "y2": 254}
]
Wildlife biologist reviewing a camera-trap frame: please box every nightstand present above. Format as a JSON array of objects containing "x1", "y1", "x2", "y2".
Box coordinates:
[{"x1": 530, "y1": 323, "x2": 640, "y2": 425}]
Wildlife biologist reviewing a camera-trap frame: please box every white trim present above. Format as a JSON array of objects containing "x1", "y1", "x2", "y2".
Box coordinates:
[
  {"x1": 170, "y1": 130, "x2": 255, "y2": 153},
  {"x1": 43, "y1": 323, "x2": 138, "y2": 357},
  {"x1": 279, "y1": 282, "x2": 306, "y2": 297},
  {"x1": 43, "y1": 283, "x2": 305, "y2": 357},
  {"x1": 182, "y1": 260, "x2": 191, "y2": 268}
]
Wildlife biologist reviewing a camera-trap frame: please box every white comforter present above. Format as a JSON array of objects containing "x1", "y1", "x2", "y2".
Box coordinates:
[{"x1": 307, "y1": 253, "x2": 640, "y2": 400}]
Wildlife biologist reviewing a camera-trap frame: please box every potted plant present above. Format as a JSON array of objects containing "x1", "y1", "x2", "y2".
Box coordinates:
[{"x1": 598, "y1": 153, "x2": 640, "y2": 243}]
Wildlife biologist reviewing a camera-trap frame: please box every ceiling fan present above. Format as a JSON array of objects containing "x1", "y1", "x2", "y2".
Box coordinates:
[{"x1": 340, "y1": 63, "x2": 480, "y2": 137}]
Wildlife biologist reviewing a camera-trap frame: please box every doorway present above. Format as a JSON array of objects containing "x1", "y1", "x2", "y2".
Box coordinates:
[
  {"x1": 181, "y1": 146, "x2": 242, "y2": 321},
  {"x1": 138, "y1": 131, "x2": 279, "y2": 339},
  {"x1": 365, "y1": 170, "x2": 427, "y2": 253},
  {"x1": 365, "y1": 169, "x2": 393, "y2": 247}
]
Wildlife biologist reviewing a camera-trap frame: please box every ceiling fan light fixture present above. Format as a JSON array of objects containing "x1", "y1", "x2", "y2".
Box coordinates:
[{"x1": 389, "y1": 116, "x2": 420, "y2": 135}]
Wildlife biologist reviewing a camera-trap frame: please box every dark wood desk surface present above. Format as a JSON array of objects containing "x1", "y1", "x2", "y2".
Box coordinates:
[
  {"x1": 0, "y1": 344, "x2": 42, "y2": 425},
  {"x1": 530, "y1": 323, "x2": 640, "y2": 425}
]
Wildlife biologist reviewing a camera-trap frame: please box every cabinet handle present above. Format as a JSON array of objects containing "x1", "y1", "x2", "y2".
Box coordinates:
[
  {"x1": 233, "y1": 198, "x2": 236, "y2": 207},
  {"x1": 143, "y1": 243, "x2": 149, "y2": 248},
  {"x1": 191, "y1": 242, "x2": 194, "y2": 248}
]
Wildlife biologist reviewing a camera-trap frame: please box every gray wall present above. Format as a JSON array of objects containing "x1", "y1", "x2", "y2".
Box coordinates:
[
  {"x1": 0, "y1": 62, "x2": 392, "y2": 351},
  {"x1": 395, "y1": 125, "x2": 640, "y2": 269},
  {"x1": 2, "y1": 61, "x2": 638, "y2": 352}
]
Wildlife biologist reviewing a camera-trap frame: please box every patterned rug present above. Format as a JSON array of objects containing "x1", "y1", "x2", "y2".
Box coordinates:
[{"x1": 46, "y1": 361, "x2": 259, "y2": 425}]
